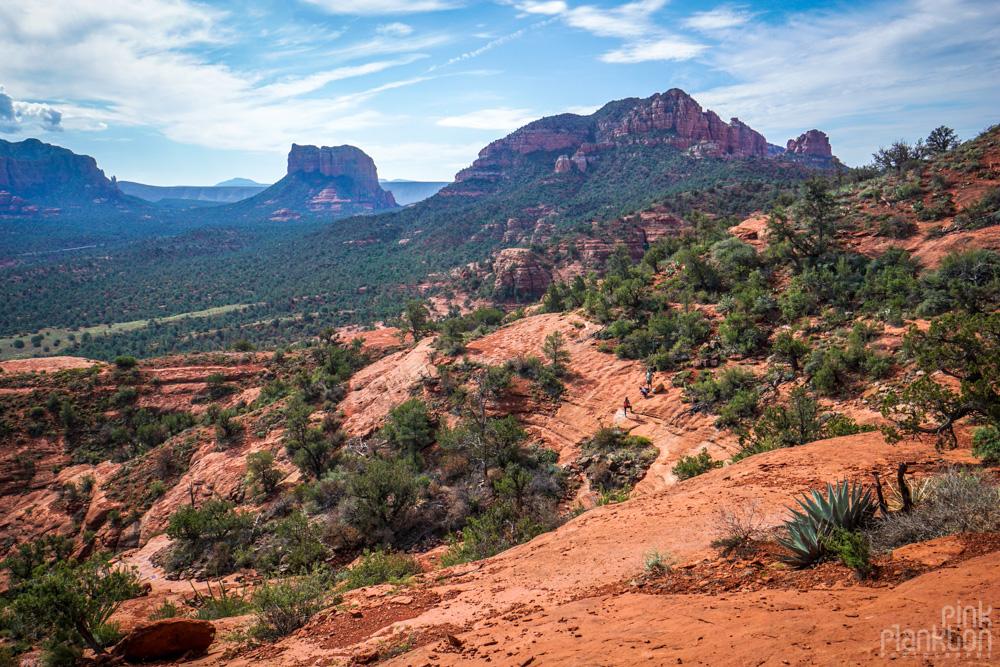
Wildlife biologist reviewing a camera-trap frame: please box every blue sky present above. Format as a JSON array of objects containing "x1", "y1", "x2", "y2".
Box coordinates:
[{"x1": 1, "y1": 0, "x2": 998, "y2": 185}]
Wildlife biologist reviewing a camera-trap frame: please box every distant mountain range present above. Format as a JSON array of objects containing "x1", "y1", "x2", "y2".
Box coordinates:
[{"x1": 116, "y1": 173, "x2": 448, "y2": 208}]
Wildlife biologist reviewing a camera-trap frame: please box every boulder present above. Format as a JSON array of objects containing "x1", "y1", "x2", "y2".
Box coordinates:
[
  {"x1": 492, "y1": 248, "x2": 552, "y2": 295},
  {"x1": 112, "y1": 618, "x2": 216, "y2": 662}
]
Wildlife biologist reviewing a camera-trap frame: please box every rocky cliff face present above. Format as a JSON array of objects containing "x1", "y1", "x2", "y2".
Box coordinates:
[
  {"x1": 455, "y1": 89, "x2": 769, "y2": 183},
  {"x1": 492, "y1": 248, "x2": 552, "y2": 295},
  {"x1": 285, "y1": 144, "x2": 397, "y2": 211},
  {"x1": 784, "y1": 130, "x2": 833, "y2": 158},
  {"x1": 0, "y1": 138, "x2": 120, "y2": 202}
]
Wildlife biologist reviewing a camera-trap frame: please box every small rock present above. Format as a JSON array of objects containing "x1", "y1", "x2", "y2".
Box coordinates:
[
  {"x1": 350, "y1": 609, "x2": 364, "y2": 618},
  {"x1": 447, "y1": 634, "x2": 464, "y2": 648},
  {"x1": 352, "y1": 647, "x2": 380, "y2": 665},
  {"x1": 390, "y1": 595, "x2": 414, "y2": 605}
]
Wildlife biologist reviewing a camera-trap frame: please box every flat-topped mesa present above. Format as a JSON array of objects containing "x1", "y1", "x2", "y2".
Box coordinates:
[
  {"x1": 286, "y1": 144, "x2": 396, "y2": 209},
  {"x1": 784, "y1": 130, "x2": 833, "y2": 158},
  {"x1": 454, "y1": 88, "x2": 769, "y2": 182}
]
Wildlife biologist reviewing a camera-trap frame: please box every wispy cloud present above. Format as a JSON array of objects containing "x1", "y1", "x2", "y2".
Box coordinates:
[
  {"x1": 437, "y1": 107, "x2": 538, "y2": 130},
  {"x1": 693, "y1": 0, "x2": 1000, "y2": 164},
  {"x1": 517, "y1": 0, "x2": 704, "y2": 62},
  {"x1": 437, "y1": 18, "x2": 555, "y2": 69},
  {"x1": 682, "y1": 7, "x2": 753, "y2": 31},
  {"x1": 0, "y1": 0, "x2": 437, "y2": 152},
  {"x1": 300, "y1": 0, "x2": 461, "y2": 15},
  {"x1": 377, "y1": 22, "x2": 414, "y2": 36}
]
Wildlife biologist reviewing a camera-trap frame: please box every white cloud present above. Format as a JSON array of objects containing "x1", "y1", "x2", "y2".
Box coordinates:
[
  {"x1": 601, "y1": 38, "x2": 706, "y2": 63},
  {"x1": 260, "y1": 55, "x2": 427, "y2": 99},
  {"x1": 693, "y1": 0, "x2": 1000, "y2": 165},
  {"x1": 517, "y1": 0, "x2": 704, "y2": 62},
  {"x1": 682, "y1": 7, "x2": 752, "y2": 31},
  {"x1": 0, "y1": 0, "x2": 438, "y2": 153},
  {"x1": 565, "y1": 104, "x2": 600, "y2": 115},
  {"x1": 0, "y1": 85, "x2": 63, "y2": 133},
  {"x1": 301, "y1": 0, "x2": 460, "y2": 15},
  {"x1": 377, "y1": 22, "x2": 414, "y2": 36},
  {"x1": 437, "y1": 107, "x2": 537, "y2": 130}
]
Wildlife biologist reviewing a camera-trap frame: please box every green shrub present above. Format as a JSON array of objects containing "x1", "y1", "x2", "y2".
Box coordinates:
[
  {"x1": 344, "y1": 457, "x2": 421, "y2": 534},
  {"x1": 166, "y1": 499, "x2": 253, "y2": 544},
  {"x1": 718, "y1": 311, "x2": 769, "y2": 356},
  {"x1": 972, "y1": 426, "x2": 1000, "y2": 463},
  {"x1": 249, "y1": 569, "x2": 335, "y2": 641},
  {"x1": 671, "y1": 448, "x2": 722, "y2": 481},
  {"x1": 112, "y1": 356, "x2": 137, "y2": 370},
  {"x1": 821, "y1": 528, "x2": 872, "y2": 577},
  {"x1": 149, "y1": 599, "x2": 184, "y2": 620},
  {"x1": 380, "y1": 399, "x2": 434, "y2": 459},
  {"x1": 877, "y1": 214, "x2": 916, "y2": 239},
  {"x1": 192, "y1": 580, "x2": 252, "y2": 620},
  {"x1": 246, "y1": 451, "x2": 283, "y2": 496},
  {"x1": 342, "y1": 549, "x2": 422, "y2": 591},
  {"x1": 440, "y1": 498, "x2": 548, "y2": 566}
]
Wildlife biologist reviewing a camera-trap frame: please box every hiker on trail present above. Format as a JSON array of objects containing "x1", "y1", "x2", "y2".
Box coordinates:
[
  {"x1": 639, "y1": 386, "x2": 650, "y2": 399},
  {"x1": 623, "y1": 396, "x2": 632, "y2": 417},
  {"x1": 646, "y1": 369, "x2": 653, "y2": 387}
]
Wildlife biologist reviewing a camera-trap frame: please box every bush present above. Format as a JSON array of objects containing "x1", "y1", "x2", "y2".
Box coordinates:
[
  {"x1": 112, "y1": 356, "x2": 137, "y2": 370},
  {"x1": 380, "y1": 399, "x2": 434, "y2": 459},
  {"x1": 249, "y1": 569, "x2": 335, "y2": 641},
  {"x1": 867, "y1": 469, "x2": 1000, "y2": 551},
  {"x1": 344, "y1": 457, "x2": 421, "y2": 535},
  {"x1": 440, "y1": 498, "x2": 548, "y2": 566},
  {"x1": 821, "y1": 528, "x2": 872, "y2": 577},
  {"x1": 671, "y1": 448, "x2": 721, "y2": 481},
  {"x1": 11, "y1": 553, "x2": 143, "y2": 654},
  {"x1": 972, "y1": 426, "x2": 1000, "y2": 463},
  {"x1": 878, "y1": 214, "x2": 916, "y2": 239},
  {"x1": 342, "y1": 549, "x2": 422, "y2": 591},
  {"x1": 191, "y1": 580, "x2": 252, "y2": 620},
  {"x1": 166, "y1": 499, "x2": 254, "y2": 544},
  {"x1": 246, "y1": 451, "x2": 283, "y2": 496},
  {"x1": 149, "y1": 599, "x2": 184, "y2": 620}
]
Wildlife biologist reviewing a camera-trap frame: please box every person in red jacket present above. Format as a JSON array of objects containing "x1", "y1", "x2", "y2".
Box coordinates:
[{"x1": 623, "y1": 396, "x2": 632, "y2": 417}]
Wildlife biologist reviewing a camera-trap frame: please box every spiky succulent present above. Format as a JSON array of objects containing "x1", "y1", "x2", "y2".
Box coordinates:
[{"x1": 776, "y1": 479, "x2": 876, "y2": 568}]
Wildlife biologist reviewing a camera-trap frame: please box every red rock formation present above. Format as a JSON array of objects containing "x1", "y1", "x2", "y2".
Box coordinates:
[
  {"x1": 784, "y1": 130, "x2": 833, "y2": 158},
  {"x1": 455, "y1": 89, "x2": 769, "y2": 183},
  {"x1": 0, "y1": 138, "x2": 120, "y2": 201},
  {"x1": 112, "y1": 618, "x2": 216, "y2": 661},
  {"x1": 594, "y1": 89, "x2": 768, "y2": 158},
  {"x1": 492, "y1": 248, "x2": 552, "y2": 294},
  {"x1": 286, "y1": 144, "x2": 396, "y2": 209},
  {"x1": 554, "y1": 155, "x2": 572, "y2": 173}
]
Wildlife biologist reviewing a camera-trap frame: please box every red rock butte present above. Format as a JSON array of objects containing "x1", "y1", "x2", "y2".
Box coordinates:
[
  {"x1": 286, "y1": 143, "x2": 397, "y2": 209},
  {"x1": 785, "y1": 129, "x2": 834, "y2": 158}
]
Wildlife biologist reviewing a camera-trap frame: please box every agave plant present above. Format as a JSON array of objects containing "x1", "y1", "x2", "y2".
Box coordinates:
[
  {"x1": 886, "y1": 475, "x2": 934, "y2": 512},
  {"x1": 776, "y1": 478, "x2": 877, "y2": 568}
]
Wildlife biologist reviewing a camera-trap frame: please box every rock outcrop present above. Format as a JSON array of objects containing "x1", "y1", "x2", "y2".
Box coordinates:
[
  {"x1": 0, "y1": 138, "x2": 122, "y2": 203},
  {"x1": 784, "y1": 130, "x2": 833, "y2": 158},
  {"x1": 456, "y1": 89, "x2": 769, "y2": 183},
  {"x1": 285, "y1": 144, "x2": 397, "y2": 211},
  {"x1": 492, "y1": 248, "x2": 552, "y2": 295},
  {"x1": 112, "y1": 618, "x2": 216, "y2": 661}
]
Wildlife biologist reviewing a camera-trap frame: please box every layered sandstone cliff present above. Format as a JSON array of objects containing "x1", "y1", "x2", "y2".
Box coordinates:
[
  {"x1": 784, "y1": 129, "x2": 833, "y2": 158},
  {"x1": 0, "y1": 138, "x2": 120, "y2": 201},
  {"x1": 286, "y1": 144, "x2": 397, "y2": 210},
  {"x1": 455, "y1": 89, "x2": 770, "y2": 183}
]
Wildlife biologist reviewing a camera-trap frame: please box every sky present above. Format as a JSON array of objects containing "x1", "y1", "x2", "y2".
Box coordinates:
[{"x1": 1, "y1": 0, "x2": 998, "y2": 185}]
